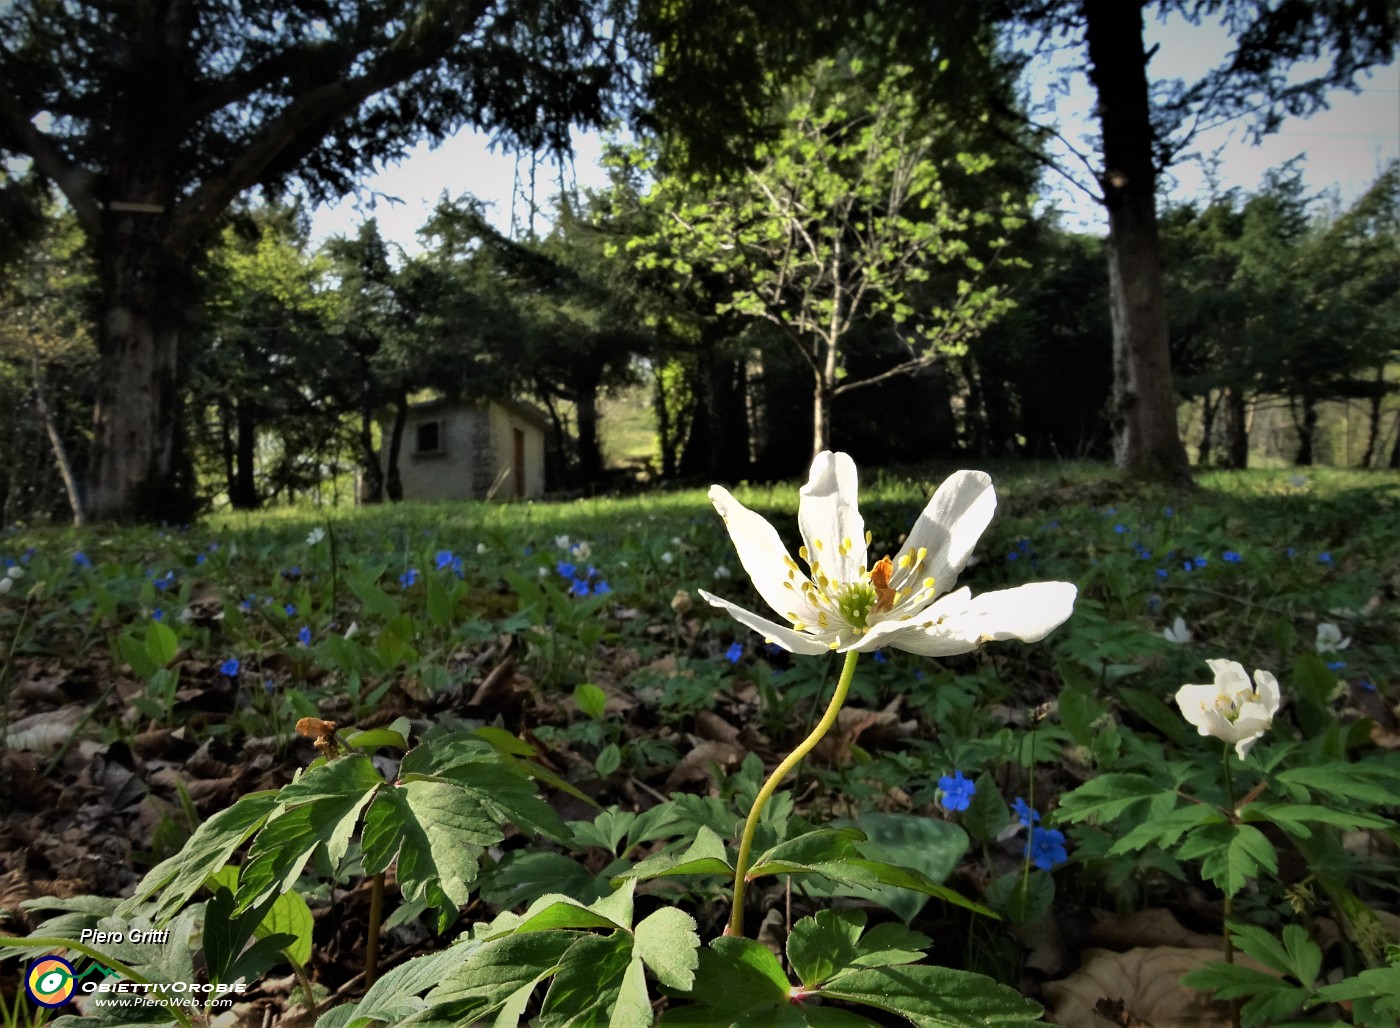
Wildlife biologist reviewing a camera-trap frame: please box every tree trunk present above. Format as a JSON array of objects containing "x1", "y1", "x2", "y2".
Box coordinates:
[
  {"x1": 812, "y1": 375, "x2": 832, "y2": 457},
  {"x1": 1389, "y1": 410, "x2": 1400, "y2": 469},
  {"x1": 1223, "y1": 386, "x2": 1249, "y2": 469},
  {"x1": 1083, "y1": 0, "x2": 1192, "y2": 487},
  {"x1": 87, "y1": 235, "x2": 194, "y2": 521},
  {"x1": 229, "y1": 400, "x2": 259, "y2": 509},
  {"x1": 655, "y1": 365, "x2": 676, "y2": 478},
  {"x1": 1197, "y1": 390, "x2": 1218, "y2": 467},
  {"x1": 29, "y1": 350, "x2": 85, "y2": 526},
  {"x1": 386, "y1": 388, "x2": 408, "y2": 502},
  {"x1": 573, "y1": 359, "x2": 606, "y2": 488},
  {"x1": 1294, "y1": 394, "x2": 1318, "y2": 466},
  {"x1": 357, "y1": 353, "x2": 384, "y2": 503},
  {"x1": 1359, "y1": 365, "x2": 1385, "y2": 467}
]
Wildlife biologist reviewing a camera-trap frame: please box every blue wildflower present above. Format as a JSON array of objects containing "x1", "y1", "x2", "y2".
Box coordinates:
[
  {"x1": 263, "y1": 678, "x2": 277, "y2": 696},
  {"x1": 1318, "y1": 552, "x2": 1333, "y2": 566},
  {"x1": 1113, "y1": 524, "x2": 1127, "y2": 534},
  {"x1": 1182, "y1": 561, "x2": 1194, "y2": 572},
  {"x1": 434, "y1": 549, "x2": 455, "y2": 570},
  {"x1": 1287, "y1": 547, "x2": 1297, "y2": 559},
  {"x1": 73, "y1": 552, "x2": 92, "y2": 569},
  {"x1": 1012, "y1": 798, "x2": 1040, "y2": 828},
  {"x1": 220, "y1": 657, "x2": 241, "y2": 677},
  {"x1": 593, "y1": 580, "x2": 612, "y2": 595},
  {"x1": 399, "y1": 568, "x2": 419, "y2": 588},
  {"x1": 153, "y1": 570, "x2": 176, "y2": 591},
  {"x1": 570, "y1": 579, "x2": 591, "y2": 597},
  {"x1": 1027, "y1": 827, "x2": 1068, "y2": 870},
  {"x1": 195, "y1": 553, "x2": 206, "y2": 565},
  {"x1": 937, "y1": 770, "x2": 976, "y2": 813},
  {"x1": 556, "y1": 561, "x2": 576, "y2": 579},
  {"x1": 152, "y1": 609, "x2": 164, "y2": 622},
  {"x1": 297, "y1": 626, "x2": 312, "y2": 646},
  {"x1": 1193, "y1": 556, "x2": 1208, "y2": 569},
  {"x1": 1006, "y1": 551, "x2": 1018, "y2": 561},
  {"x1": 1155, "y1": 568, "x2": 1169, "y2": 580},
  {"x1": 284, "y1": 603, "x2": 296, "y2": 616},
  {"x1": 1327, "y1": 660, "x2": 1346, "y2": 672},
  {"x1": 724, "y1": 641, "x2": 744, "y2": 663},
  {"x1": 1222, "y1": 550, "x2": 1242, "y2": 563},
  {"x1": 873, "y1": 649, "x2": 888, "y2": 664},
  {"x1": 239, "y1": 596, "x2": 254, "y2": 612},
  {"x1": 1163, "y1": 506, "x2": 1174, "y2": 518}
]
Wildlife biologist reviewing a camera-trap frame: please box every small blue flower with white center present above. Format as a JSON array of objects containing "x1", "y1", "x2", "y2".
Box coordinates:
[
  {"x1": 1026, "y1": 826, "x2": 1068, "y2": 870},
  {"x1": 937, "y1": 770, "x2": 976, "y2": 812}
]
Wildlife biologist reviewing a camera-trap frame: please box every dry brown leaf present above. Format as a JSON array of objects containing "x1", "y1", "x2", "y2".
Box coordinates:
[
  {"x1": 663, "y1": 740, "x2": 746, "y2": 792},
  {"x1": 694, "y1": 710, "x2": 741, "y2": 744},
  {"x1": 1090, "y1": 908, "x2": 1221, "y2": 951},
  {"x1": 1043, "y1": 946, "x2": 1246, "y2": 1028},
  {"x1": 2, "y1": 704, "x2": 84, "y2": 752}
]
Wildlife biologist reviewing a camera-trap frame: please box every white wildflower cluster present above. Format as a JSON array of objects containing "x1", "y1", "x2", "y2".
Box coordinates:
[{"x1": 0, "y1": 564, "x2": 22, "y2": 595}]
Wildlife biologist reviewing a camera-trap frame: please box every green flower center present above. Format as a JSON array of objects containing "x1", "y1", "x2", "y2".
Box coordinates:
[{"x1": 835, "y1": 582, "x2": 879, "y2": 628}]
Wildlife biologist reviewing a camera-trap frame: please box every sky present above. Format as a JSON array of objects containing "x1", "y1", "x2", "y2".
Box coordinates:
[{"x1": 308, "y1": 13, "x2": 1400, "y2": 251}]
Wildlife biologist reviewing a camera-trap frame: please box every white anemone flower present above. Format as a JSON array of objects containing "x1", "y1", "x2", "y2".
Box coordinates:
[
  {"x1": 699, "y1": 451, "x2": 1078, "y2": 656},
  {"x1": 1314, "y1": 622, "x2": 1351, "y2": 653},
  {"x1": 306, "y1": 527, "x2": 326, "y2": 545},
  {"x1": 1163, "y1": 616, "x2": 1192, "y2": 644},
  {"x1": 1175, "y1": 659, "x2": 1281, "y2": 760}
]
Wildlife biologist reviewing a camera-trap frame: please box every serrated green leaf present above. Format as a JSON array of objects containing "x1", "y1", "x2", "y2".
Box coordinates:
[
  {"x1": 539, "y1": 932, "x2": 641, "y2": 1025},
  {"x1": 1055, "y1": 773, "x2": 1166, "y2": 823},
  {"x1": 236, "y1": 758, "x2": 382, "y2": 914},
  {"x1": 1181, "y1": 824, "x2": 1277, "y2": 896},
  {"x1": 821, "y1": 965, "x2": 1043, "y2": 1027},
  {"x1": 207, "y1": 865, "x2": 313, "y2": 967},
  {"x1": 424, "y1": 932, "x2": 578, "y2": 1020},
  {"x1": 1110, "y1": 804, "x2": 1223, "y2": 855},
  {"x1": 789, "y1": 910, "x2": 864, "y2": 988},
  {"x1": 319, "y1": 946, "x2": 476, "y2": 1028},
  {"x1": 472, "y1": 725, "x2": 537, "y2": 757},
  {"x1": 122, "y1": 791, "x2": 281, "y2": 923},
  {"x1": 361, "y1": 781, "x2": 496, "y2": 930},
  {"x1": 635, "y1": 908, "x2": 699, "y2": 990}
]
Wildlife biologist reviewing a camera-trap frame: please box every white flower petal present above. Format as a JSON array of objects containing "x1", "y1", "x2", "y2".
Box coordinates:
[
  {"x1": 935, "y1": 581, "x2": 1078, "y2": 644},
  {"x1": 709, "y1": 486, "x2": 821, "y2": 624},
  {"x1": 891, "y1": 471, "x2": 995, "y2": 597},
  {"x1": 1233, "y1": 728, "x2": 1268, "y2": 760},
  {"x1": 1205, "y1": 659, "x2": 1251, "y2": 693},
  {"x1": 798, "y1": 451, "x2": 867, "y2": 583},
  {"x1": 697, "y1": 590, "x2": 833, "y2": 655},
  {"x1": 1249, "y1": 669, "x2": 1281, "y2": 713}
]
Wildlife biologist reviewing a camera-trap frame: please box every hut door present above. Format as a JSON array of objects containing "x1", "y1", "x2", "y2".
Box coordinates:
[{"x1": 512, "y1": 428, "x2": 525, "y2": 497}]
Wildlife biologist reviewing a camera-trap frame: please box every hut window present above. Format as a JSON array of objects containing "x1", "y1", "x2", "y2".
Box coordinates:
[{"x1": 414, "y1": 420, "x2": 443, "y2": 455}]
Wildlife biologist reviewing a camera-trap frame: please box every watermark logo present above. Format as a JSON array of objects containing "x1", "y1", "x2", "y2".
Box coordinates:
[{"x1": 25, "y1": 957, "x2": 76, "y2": 1007}]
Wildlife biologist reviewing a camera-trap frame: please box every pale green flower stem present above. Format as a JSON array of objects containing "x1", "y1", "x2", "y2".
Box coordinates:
[
  {"x1": 728, "y1": 649, "x2": 861, "y2": 938},
  {"x1": 1221, "y1": 742, "x2": 1242, "y2": 1028}
]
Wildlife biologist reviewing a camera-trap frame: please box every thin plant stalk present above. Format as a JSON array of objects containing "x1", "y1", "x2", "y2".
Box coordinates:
[
  {"x1": 365, "y1": 871, "x2": 385, "y2": 988},
  {"x1": 1221, "y1": 741, "x2": 1241, "y2": 1028},
  {"x1": 728, "y1": 649, "x2": 860, "y2": 939}
]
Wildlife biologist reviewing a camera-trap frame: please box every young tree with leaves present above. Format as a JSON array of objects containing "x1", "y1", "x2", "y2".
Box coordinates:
[{"x1": 633, "y1": 62, "x2": 1027, "y2": 459}]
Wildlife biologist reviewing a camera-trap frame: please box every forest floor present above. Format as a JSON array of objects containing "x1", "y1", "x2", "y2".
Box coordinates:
[{"x1": 1, "y1": 462, "x2": 1397, "y2": 1026}]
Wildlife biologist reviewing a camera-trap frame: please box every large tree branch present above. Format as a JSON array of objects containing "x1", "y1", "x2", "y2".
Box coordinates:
[
  {"x1": 168, "y1": 0, "x2": 493, "y2": 255},
  {"x1": 0, "y1": 84, "x2": 102, "y2": 234}
]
